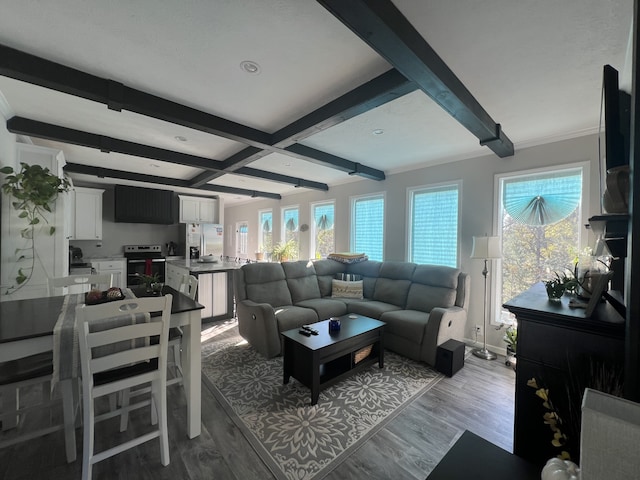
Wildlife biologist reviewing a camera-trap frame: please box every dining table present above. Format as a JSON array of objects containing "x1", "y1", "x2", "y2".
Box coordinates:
[{"x1": 0, "y1": 285, "x2": 204, "y2": 463}]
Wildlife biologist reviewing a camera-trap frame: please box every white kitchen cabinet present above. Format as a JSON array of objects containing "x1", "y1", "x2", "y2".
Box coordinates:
[
  {"x1": 91, "y1": 259, "x2": 126, "y2": 289},
  {"x1": 166, "y1": 262, "x2": 189, "y2": 291},
  {"x1": 70, "y1": 187, "x2": 104, "y2": 240},
  {"x1": 1, "y1": 144, "x2": 68, "y2": 300},
  {"x1": 179, "y1": 195, "x2": 219, "y2": 223}
]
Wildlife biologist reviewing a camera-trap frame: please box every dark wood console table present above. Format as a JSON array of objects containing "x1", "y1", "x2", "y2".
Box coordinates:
[{"x1": 504, "y1": 282, "x2": 625, "y2": 465}]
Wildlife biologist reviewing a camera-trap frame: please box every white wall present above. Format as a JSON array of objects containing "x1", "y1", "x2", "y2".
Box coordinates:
[{"x1": 224, "y1": 134, "x2": 603, "y2": 352}]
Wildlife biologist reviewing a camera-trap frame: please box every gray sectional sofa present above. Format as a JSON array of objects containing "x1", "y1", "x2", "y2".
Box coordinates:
[{"x1": 233, "y1": 259, "x2": 470, "y2": 366}]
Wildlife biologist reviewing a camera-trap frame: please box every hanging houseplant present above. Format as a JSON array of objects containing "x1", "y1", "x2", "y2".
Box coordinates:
[{"x1": 1, "y1": 162, "x2": 71, "y2": 295}]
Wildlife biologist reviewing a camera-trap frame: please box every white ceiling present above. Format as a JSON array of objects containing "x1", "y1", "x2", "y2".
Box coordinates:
[{"x1": 0, "y1": 0, "x2": 633, "y2": 206}]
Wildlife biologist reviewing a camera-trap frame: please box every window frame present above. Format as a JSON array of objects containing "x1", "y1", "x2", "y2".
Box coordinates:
[
  {"x1": 349, "y1": 191, "x2": 385, "y2": 261},
  {"x1": 310, "y1": 199, "x2": 335, "y2": 259},
  {"x1": 492, "y1": 161, "x2": 590, "y2": 325},
  {"x1": 406, "y1": 180, "x2": 462, "y2": 268}
]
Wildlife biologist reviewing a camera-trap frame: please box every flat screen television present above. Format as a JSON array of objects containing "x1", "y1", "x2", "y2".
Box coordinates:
[{"x1": 598, "y1": 64, "x2": 631, "y2": 210}]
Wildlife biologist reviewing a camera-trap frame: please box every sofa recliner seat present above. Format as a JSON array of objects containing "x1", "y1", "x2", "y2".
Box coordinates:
[{"x1": 234, "y1": 259, "x2": 469, "y2": 366}]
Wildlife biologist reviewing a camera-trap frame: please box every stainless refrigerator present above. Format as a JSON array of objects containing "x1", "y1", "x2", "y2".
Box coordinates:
[
  {"x1": 180, "y1": 223, "x2": 224, "y2": 258},
  {"x1": 201, "y1": 223, "x2": 224, "y2": 257}
]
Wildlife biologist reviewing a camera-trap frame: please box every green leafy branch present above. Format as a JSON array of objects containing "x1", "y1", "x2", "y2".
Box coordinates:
[{"x1": 1, "y1": 162, "x2": 71, "y2": 295}]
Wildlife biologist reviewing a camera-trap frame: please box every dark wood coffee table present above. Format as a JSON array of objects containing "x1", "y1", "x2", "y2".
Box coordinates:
[{"x1": 281, "y1": 314, "x2": 385, "y2": 405}]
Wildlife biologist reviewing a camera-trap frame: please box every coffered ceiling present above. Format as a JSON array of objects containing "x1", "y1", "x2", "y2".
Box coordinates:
[{"x1": 0, "y1": 0, "x2": 633, "y2": 206}]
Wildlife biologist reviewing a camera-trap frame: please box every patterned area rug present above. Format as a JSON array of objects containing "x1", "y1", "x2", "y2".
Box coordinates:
[{"x1": 201, "y1": 326, "x2": 445, "y2": 480}]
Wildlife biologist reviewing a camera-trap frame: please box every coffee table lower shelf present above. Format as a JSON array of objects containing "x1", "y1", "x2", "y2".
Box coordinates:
[{"x1": 281, "y1": 316, "x2": 385, "y2": 405}]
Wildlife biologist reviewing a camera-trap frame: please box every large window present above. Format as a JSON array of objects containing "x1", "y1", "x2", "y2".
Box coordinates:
[
  {"x1": 258, "y1": 209, "x2": 272, "y2": 255},
  {"x1": 494, "y1": 165, "x2": 585, "y2": 324},
  {"x1": 408, "y1": 182, "x2": 460, "y2": 267},
  {"x1": 281, "y1": 206, "x2": 299, "y2": 260},
  {"x1": 311, "y1": 201, "x2": 335, "y2": 259},
  {"x1": 350, "y1": 193, "x2": 384, "y2": 261}
]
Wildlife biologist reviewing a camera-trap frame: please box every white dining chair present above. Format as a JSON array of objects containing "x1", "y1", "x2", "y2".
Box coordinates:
[
  {"x1": 179, "y1": 274, "x2": 199, "y2": 300},
  {"x1": 167, "y1": 275, "x2": 198, "y2": 387},
  {"x1": 47, "y1": 273, "x2": 114, "y2": 296},
  {"x1": 76, "y1": 294, "x2": 173, "y2": 479},
  {"x1": 0, "y1": 352, "x2": 61, "y2": 449}
]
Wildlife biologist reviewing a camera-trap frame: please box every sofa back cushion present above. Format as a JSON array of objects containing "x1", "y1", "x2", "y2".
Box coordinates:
[
  {"x1": 346, "y1": 260, "x2": 382, "y2": 299},
  {"x1": 372, "y1": 261, "x2": 416, "y2": 307},
  {"x1": 242, "y1": 263, "x2": 292, "y2": 307},
  {"x1": 312, "y1": 259, "x2": 347, "y2": 297},
  {"x1": 406, "y1": 265, "x2": 460, "y2": 312},
  {"x1": 282, "y1": 261, "x2": 322, "y2": 303}
]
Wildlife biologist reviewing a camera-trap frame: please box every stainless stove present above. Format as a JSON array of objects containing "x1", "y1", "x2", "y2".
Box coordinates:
[{"x1": 124, "y1": 244, "x2": 166, "y2": 286}]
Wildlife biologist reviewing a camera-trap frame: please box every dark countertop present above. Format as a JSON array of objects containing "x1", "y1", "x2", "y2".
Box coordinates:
[
  {"x1": 0, "y1": 286, "x2": 202, "y2": 344},
  {"x1": 166, "y1": 259, "x2": 242, "y2": 274}
]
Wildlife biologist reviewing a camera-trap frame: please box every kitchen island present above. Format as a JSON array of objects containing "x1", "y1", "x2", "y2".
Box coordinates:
[{"x1": 166, "y1": 259, "x2": 241, "y2": 322}]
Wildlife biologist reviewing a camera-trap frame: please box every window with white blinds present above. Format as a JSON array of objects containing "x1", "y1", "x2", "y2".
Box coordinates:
[
  {"x1": 350, "y1": 194, "x2": 384, "y2": 261},
  {"x1": 408, "y1": 182, "x2": 460, "y2": 267}
]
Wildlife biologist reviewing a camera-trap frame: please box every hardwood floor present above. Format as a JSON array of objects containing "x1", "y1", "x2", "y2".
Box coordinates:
[{"x1": 0, "y1": 324, "x2": 515, "y2": 480}]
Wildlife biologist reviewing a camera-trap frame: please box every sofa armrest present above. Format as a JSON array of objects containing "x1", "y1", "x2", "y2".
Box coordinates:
[
  {"x1": 421, "y1": 306, "x2": 467, "y2": 365},
  {"x1": 236, "y1": 299, "x2": 281, "y2": 358}
]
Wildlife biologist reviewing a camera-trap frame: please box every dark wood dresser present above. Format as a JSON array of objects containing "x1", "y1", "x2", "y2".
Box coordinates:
[{"x1": 503, "y1": 282, "x2": 625, "y2": 465}]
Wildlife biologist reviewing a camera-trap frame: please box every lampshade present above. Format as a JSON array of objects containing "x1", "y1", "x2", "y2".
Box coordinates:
[{"x1": 470, "y1": 236, "x2": 501, "y2": 259}]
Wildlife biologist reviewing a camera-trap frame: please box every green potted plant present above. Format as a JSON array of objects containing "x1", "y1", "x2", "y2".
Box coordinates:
[
  {"x1": 544, "y1": 272, "x2": 566, "y2": 301},
  {"x1": 504, "y1": 325, "x2": 517, "y2": 369},
  {"x1": 136, "y1": 273, "x2": 161, "y2": 292},
  {"x1": 271, "y1": 238, "x2": 297, "y2": 262},
  {"x1": 544, "y1": 276, "x2": 565, "y2": 301},
  {"x1": 1, "y1": 162, "x2": 71, "y2": 295}
]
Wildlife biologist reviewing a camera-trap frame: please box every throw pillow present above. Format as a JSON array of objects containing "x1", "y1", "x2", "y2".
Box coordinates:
[
  {"x1": 334, "y1": 273, "x2": 363, "y2": 281},
  {"x1": 332, "y1": 279, "x2": 364, "y2": 299}
]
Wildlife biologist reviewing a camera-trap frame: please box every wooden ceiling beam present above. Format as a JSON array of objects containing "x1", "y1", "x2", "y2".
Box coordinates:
[
  {"x1": 0, "y1": 43, "x2": 385, "y2": 183},
  {"x1": 63, "y1": 163, "x2": 281, "y2": 199},
  {"x1": 7, "y1": 116, "x2": 328, "y2": 191},
  {"x1": 191, "y1": 70, "x2": 408, "y2": 185},
  {"x1": 318, "y1": 0, "x2": 514, "y2": 158}
]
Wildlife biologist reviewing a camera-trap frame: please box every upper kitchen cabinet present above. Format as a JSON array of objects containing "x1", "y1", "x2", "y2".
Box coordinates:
[
  {"x1": 69, "y1": 187, "x2": 104, "y2": 240},
  {"x1": 179, "y1": 195, "x2": 221, "y2": 224}
]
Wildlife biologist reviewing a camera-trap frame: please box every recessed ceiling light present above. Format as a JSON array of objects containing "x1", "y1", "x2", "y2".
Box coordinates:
[
  {"x1": 240, "y1": 60, "x2": 261, "y2": 74},
  {"x1": 372, "y1": 129, "x2": 384, "y2": 135},
  {"x1": 175, "y1": 135, "x2": 187, "y2": 142}
]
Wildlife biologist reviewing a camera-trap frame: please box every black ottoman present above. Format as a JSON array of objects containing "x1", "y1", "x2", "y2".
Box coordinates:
[{"x1": 436, "y1": 339, "x2": 465, "y2": 377}]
